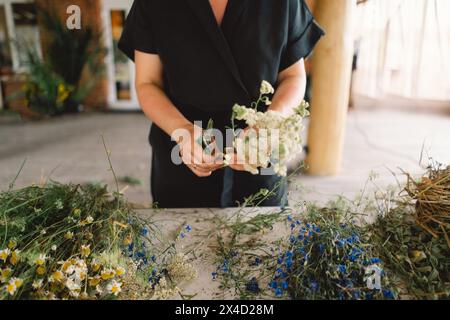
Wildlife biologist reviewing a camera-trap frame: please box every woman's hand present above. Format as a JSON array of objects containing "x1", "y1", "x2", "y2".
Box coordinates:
[
  {"x1": 177, "y1": 124, "x2": 224, "y2": 177},
  {"x1": 228, "y1": 127, "x2": 259, "y2": 173}
]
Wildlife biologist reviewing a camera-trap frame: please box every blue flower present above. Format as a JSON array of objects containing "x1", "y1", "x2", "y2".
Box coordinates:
[
  {"x1": 128, "y1": 243, "x2": 134, "y2": 252},
  {"x1": 151, "y1": 255, "x2": 157, "y2": 263},
  {"x1": 336, "y1": 239, "x2": 346, "y2": 248},
  {"x1": 383, "y1": 289, "x2": 394, "y2": 299},
  {"x1": 338, "y1": 265, "x2": 347, "y2": 273},
  {"x1": 179, "y1": 232, "x2": 186, "y2": 239},
  {"x1": 287, "y1": 215, "x2": 293, "y2": 222},
  {"x1": 353, "y1": 291, "x2": 361, "y2": 299},
  {"x1": 252, "y1": 257, "x2": 262, "y2": 266},
  {"x1": 281, "y1": 281, "x2": 289, "y2": 290},
  {"x1": 269, "y1": 281, "x2": 278, "y2": 289},
  {"x1": 295, "y1": 220, "x2": 302, "y2": 226},
  {"x1": 286, "y1": 251, "x2": 293, "y2": 258},
  {"x1": 212, "y1": 272, "x2": 218, "y2": 280},
  {"x1": 289, "y1": 236, "x2": 296, "y2": 243},
  {"x1": 290, "y1": 223, "x2": 296, "y2": 230},
  {"x1": 285, "y1": 259, "x2": 293, "y2": 269},
  {"x1": 185, "y1": 225, "x2": 192, "y2": 232},
  {"x1": 275, "y1": 288, "x2": 283, "y2": 297},
  {"x1": 369, "y1": 257, "x2": 381, "y2": 264},
  {"x1": 141, "y1": 227, "x2": 149, "y2": 236}
]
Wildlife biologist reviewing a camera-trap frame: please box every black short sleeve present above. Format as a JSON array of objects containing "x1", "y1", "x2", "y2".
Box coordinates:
[
  {"x1": 280, "y1": 0, "x2": 325, "y2": 71},
  {"x1": 118, "y1": 0, "x2": 157, "y2": 61}
]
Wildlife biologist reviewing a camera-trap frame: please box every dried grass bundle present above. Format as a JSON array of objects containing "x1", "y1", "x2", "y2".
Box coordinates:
[{"x1": 405, "y1": 164, "x2": 450, "y2": 248}]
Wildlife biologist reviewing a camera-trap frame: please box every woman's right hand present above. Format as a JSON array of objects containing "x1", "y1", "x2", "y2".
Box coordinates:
[{"x1": 176, "y1": 124, "x2": 224, "y2": 177}]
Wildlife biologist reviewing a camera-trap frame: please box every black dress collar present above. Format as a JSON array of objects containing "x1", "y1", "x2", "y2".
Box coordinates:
[{"x1": 186, "y1": 0, "x2": 250, "y2": 97}]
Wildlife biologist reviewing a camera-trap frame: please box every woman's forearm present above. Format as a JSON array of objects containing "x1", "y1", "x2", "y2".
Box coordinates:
[
  {"x1": 269, "y1": 59, "x2": 307, "y2": 116},
  {"x1": 136, "y1": 82, "x2": 192, "y2": 137}
]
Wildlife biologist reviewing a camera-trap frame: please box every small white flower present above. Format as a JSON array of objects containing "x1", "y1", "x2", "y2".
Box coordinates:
[
  {"x1": 107, "y1": 280, "x2": 122, "y2": 296},
  {"x1": 260, "y1": 80, "x2": 275, "y2": 95},
  {"x1": 32, "y1": 279, "x2": 43, "y2": 289},
  {"x1": 51, "y1": 245, "x2": 57, "y2": 251},
  {"x1": 86, "y1": 216, "x2": 94, "y2": 224}
]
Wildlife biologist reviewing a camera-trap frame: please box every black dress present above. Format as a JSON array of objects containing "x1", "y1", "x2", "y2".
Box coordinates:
[{"x1": 118, "y1": 0, "x2": 324, "y2": 208}]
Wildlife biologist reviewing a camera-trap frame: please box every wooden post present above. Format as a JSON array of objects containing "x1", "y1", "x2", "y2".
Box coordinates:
[{"x1": 306, "y1": 0, "x2": 356, "y2": 175}]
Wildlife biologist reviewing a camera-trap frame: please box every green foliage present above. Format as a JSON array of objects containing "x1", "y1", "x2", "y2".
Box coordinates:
[
  {"x1": 0, "y1": 182, "x2": 173, "y2": 300},
  {"x1": 39, "y1": 9, "x2": 107, "y2": 111},
  {"x1": 19, "y1": 45, "x2": 73, "y2": 116},
  {"x1": 370, "y1": 206, "x2": 450, "y2": 299}
]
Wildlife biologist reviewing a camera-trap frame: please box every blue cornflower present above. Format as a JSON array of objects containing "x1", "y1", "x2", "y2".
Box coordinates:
[
  {"x1": 297, "y1": 247, "x2": 305, "y2": 255},
  {"x1": 290, "y1": 223, "x2": 296, "y2": 230},
  {"x1": 179, "y1": 232, "x2": 186, "y2": 239},
  {"x1": 336, "y1": 239, "x2": 346, "y2": 248},
  {"x1": 185, "y1": 225, "x2": 192, "y2": 232},
  {"x1": 369, "y1": 257, "x2": 381, "y2": 264},
  {"x1": 289, "y1": 236, "x2": 296, "y2": 243},
  {"x1": 141, "y1": 227, "x2": 149, "y2": 236},
  {"x1": 128, "y1": 243, "x2": 134, "y2": 252},
  {"x1": 285, "y1": 259, "x2": 293, "y2": 269},
  {"x1": 277, "y1": 257, "x2": 284, "y2": 265},
  {"x1": 281, "y1": 281, "x2": 289, "y2": 290},
  {"x1": 338, "y1": 265, "x2": 347, "y2": 273},
  {"x1": 295, "y1": 220, "x2": 302, "y2": 226},
  {"x1": 286, "y1": 251, "x2": 293, "y2": 258},
  {"x1": 212, "y1": 272, "x2": 218, "y2": 280},
  {"x1": 252, "y1": 257, "x2": 262, "y2": 266},
  {"x1": 383, "y1": 289, "x2": 395, "y2": 299},
  {"x1": 275, "y1": 288, "x2": 283, "y2": 297},
  {"x1": 287, "y1": 215, "x2": 293, "y2": 222},
  {"x1": 269, "y1": 281, "x2": 278, "y2": 289},
  {"x1": 152, "y1": 269, "x2": 158, "y2": 276},
  {"x1": 151, "y1": 255, "x2": 157, "y2": 263}
]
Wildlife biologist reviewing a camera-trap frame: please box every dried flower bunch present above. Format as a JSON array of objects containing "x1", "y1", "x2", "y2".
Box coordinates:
[
  {"x1": 226, "y1": 81, "x2": 310, "y2": 176},
  {"x1": 0, "y1": 183, "x2": 193, "y2": 300}
]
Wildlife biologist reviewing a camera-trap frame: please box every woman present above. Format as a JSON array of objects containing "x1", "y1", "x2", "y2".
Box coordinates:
[{"x1": 119, "y1": 0, "x2": 324, "y2": 208}]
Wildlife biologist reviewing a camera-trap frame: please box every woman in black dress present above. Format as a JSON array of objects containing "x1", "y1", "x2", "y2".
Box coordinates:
[{"x1": 119, "y1": 0, "x2": 324, "y2": 208}]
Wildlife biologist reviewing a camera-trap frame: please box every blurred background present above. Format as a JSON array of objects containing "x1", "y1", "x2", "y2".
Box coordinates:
[{"x1": 0, "y1": 0, "x2": 449, "y2": 205}]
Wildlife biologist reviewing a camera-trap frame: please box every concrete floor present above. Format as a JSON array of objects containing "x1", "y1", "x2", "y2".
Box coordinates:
[{"x1": 0, "y1": 108, "x2": 449, "y2": 206}]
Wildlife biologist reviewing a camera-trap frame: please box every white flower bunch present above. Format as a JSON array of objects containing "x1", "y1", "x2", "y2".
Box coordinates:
[{"x1": 228, "y1": 81, "x2": 310, "y2": 177}]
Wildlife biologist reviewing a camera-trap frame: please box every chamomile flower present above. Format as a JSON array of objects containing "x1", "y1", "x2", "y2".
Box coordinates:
[
  {"x1": 86, "y1": 216, "x2": 94, "y2": 224},
  {"x1": 0, "y1": 248, "x2": 10, "y2": 262},
  {"x1": 64, "y1": 231, "x2": 74, "y2": 240},
  {"x1": 36, "y1": 266, "x2": 46, "y2": 276},
  {"x1": 81, "y1": 244, "x2": 91, "y2": 257},
  {"x1": 6, "y1": 278, "x2": 23, "y2": 295},
  {"x1": 32, "y1": 279, "x2": 43, "y2": 289},
  {"x1": 89, "y1": 276, "x2": 102, "y2": 287},
  {"x1": 8, "y1": 240, "x2": 17, "y2": 250},
  {"x1": 115, "y1": 266, "x2": 126, "y2": 277},
  {"x1": 51, "y1": 245, "x2": 57, "y2": 251},
  {"x1": 35, "y1": 254, "x2": 47, "y2": 266},
  {"x1": 1, "y1": 268, "x2": 12, "y2": 283},
  {"x1": 9, "y1": 250, "x2": 20, "y2": 265},
  {"x1": 107, "y1": 280, "x2": 122, "y2": 296},
  {"x1": 49, "y1": 270, "x2": 64, "y2": 283},
  {"x1": 101, "y1": 269, "x2": 115, "y2": 280}
]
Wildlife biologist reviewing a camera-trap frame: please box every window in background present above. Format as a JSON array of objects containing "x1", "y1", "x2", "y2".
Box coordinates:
[
  {"x1": 110, "y1": 9, "x2": 131, "y2": 101},
  {"x1": 11, "y1": 2, "x2": 41, "y2": 69}
]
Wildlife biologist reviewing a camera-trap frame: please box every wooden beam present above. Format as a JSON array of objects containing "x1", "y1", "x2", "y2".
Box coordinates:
[{"x1": 306, "y1": 0, "x2": 357, "y2": 175}]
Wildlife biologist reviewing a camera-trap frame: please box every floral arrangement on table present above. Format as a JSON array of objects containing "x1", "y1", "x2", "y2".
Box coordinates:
[
  {"x1": 210, "y1": 195, "x2": 396, "y2": 300},
  {"x1": 223, "y1": 81, "x2": 310, "y2": 177},
  {"x1": 0, "y1": 181, "x2": 197, "y2": 300}
]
